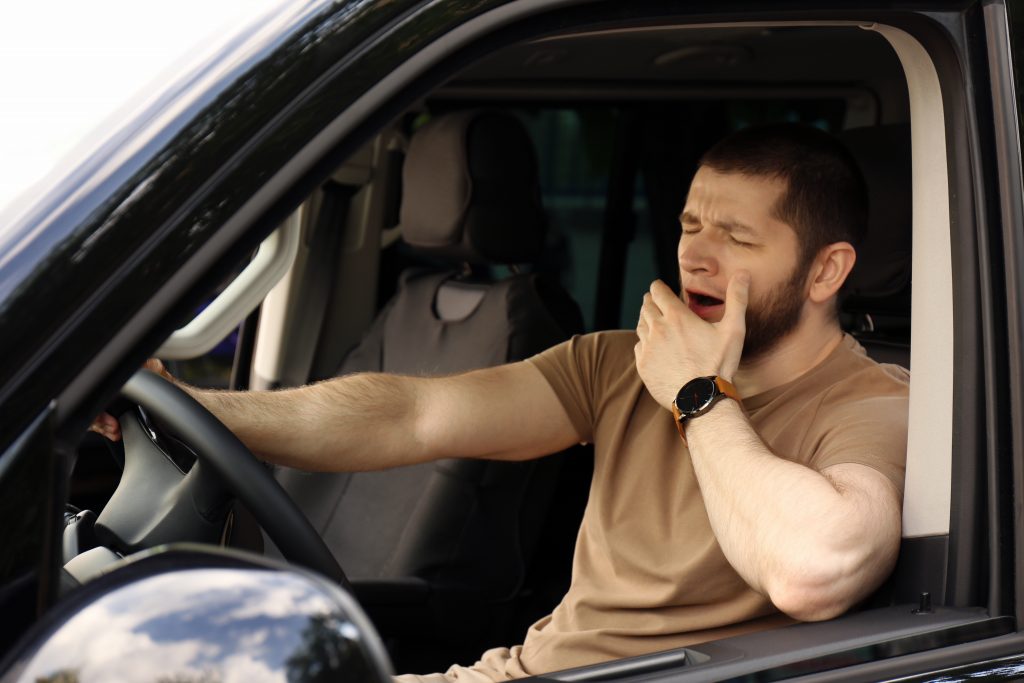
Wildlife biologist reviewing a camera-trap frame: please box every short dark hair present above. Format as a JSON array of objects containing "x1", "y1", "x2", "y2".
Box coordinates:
[{"x1": 698, "y1": 123, "x2": 868, "y2": 270}]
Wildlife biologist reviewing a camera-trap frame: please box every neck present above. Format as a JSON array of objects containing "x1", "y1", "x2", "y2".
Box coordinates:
[{"x1": 733, "y1": 315, "x2": 844, "y2": 397}]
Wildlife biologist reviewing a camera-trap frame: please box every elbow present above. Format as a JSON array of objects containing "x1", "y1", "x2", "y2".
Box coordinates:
[
  {"x1": 768, "y1": 579, "x2": 854, "y2": 622},
  {"x1": 763, "y1": 493, "x2": 902, "y2": 621},
  {"x1": 765, "y1": 554, "x2": 868, "y2": 622}
]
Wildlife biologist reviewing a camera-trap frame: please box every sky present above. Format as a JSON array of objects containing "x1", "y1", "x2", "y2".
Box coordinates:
[{"x1": 0, "y1": 0, "x2": 285, "y2": 217}]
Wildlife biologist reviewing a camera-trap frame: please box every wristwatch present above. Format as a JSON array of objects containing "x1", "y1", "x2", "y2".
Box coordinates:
[{"x1": 671, "y1": 375, "x2": 741, "y2": 444}]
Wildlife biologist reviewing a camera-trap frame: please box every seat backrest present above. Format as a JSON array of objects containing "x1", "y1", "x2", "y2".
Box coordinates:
[
  {"x1": 837, "y1": 124, "x2": 912, "y2": 368},
  {"x1": 275, "y1": 110, "x2": 584, "y2": 616}
]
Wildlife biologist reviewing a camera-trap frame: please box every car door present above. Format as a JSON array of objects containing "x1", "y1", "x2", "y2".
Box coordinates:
[{"x1": 4, "y1": 1, "x2": 1024, "y2": 681}]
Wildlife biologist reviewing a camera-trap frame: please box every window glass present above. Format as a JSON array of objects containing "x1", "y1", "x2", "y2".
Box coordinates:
[
  {"x1": 518, "y1": 107, "x2": 614, "y2": 331},
  {"x1": 164, "y1": 262, "x2": 251, "y2": 389},
  {"x1": 166, "y1": 326, "x2": 239, "y2": 389}
]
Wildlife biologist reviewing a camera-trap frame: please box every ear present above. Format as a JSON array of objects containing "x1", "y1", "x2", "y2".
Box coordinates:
[{"x1": 806, "y1": 242, "x2": 856, "y2": 304}]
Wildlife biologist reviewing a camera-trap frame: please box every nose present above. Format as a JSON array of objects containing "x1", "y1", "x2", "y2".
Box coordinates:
[{"x1": 677, "y1": 231, "x2": 718, "y2": 277}]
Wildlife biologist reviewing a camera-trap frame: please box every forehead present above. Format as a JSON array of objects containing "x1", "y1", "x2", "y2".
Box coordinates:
[{"x1": 683, "y1": 167, "x2": 790, "y2": 232}]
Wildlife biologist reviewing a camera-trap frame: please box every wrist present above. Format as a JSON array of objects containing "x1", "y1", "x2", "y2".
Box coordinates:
[{"x1": 683, "y1": 398, "x2": 741, "y2": 444}]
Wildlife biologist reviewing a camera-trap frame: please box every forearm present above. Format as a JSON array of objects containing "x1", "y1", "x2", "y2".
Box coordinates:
[
  {"x1": 185, "y1": 373, "x2": 430, "y2": 472},
  {"x1": 685, "y1": 401, "x2": 896, "y2": 620}
]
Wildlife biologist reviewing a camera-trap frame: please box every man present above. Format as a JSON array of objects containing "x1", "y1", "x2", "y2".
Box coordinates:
[{"x1": 94, "y1": 124, "x2": 909, "y2": 682}]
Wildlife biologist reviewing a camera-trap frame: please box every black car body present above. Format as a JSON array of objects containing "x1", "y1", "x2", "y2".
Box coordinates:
[{"x1": 4, "y1": 0, "x2": 1024, "y2": 680}]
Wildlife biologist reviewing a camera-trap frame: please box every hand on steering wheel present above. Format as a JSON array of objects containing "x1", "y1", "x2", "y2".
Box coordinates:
[{"x1": 90, "y1": 368, "x2": 351, "y2": 590}]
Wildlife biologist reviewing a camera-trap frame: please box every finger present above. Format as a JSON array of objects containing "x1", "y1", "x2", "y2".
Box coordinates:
[
  {"x1": 640, "y1": 290, "x2": 661, "y2": 319},
  {"x1": 89, "y1": 413, "x2": 122, "y2": 442},
  {"x1": 721, "y1": 271, "x2": 750, "y2": 334},
  {"x1": 648, "y1": 279, "x2": 683, "y2": 313},
  {"x1": 144, "y1": 358, "x2": 174, "y2": 382},
  {"x1": 636, "y1": 293, "x2": 658, "y2": 334},
  {"x1": 637, "y1": 296, "x2": 650, "y2": 335},
  {"x1": 636, "y1": 315, "x2": 649, "y2": 342}
]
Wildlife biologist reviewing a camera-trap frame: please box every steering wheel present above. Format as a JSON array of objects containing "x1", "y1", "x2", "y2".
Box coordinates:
[{"x1": 92, "y1": 369, "x2": 350, "y2": 589}]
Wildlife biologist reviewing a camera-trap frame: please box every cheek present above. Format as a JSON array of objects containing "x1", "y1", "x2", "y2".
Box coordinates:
[
  {"x1": 740, "y1": 248, "x2": 797, "y2": 287},
  {"x1": 746, "y1": 283, "x2": 769, "y2": 311},
  {"x1": 712, "y1": 252, "x2": 749, "y2": 283}
]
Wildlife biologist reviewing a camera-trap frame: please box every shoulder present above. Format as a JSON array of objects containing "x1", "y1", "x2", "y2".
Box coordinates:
[
  {"x1": 534, "y1": 329, "x2": 638, "y2": 366},
  {"x1": 799, "y1": 339, "x2": 910, "y2": 487},
  {"x1": 779, "y1": 335, "x2": 910, "y2": 449},
  {"x1": 757, "y1": 336, "x2": 909, "y2": 421},
  {"x1": 523, "y1": 330, "x2": 640, "y2": 440},
  {"x1": 806, "y1": 338, "x2": 911, "y2": 444},
  {"x1": 818, "y1": 336, "x2": 910, "y2": 408},
  {"x1": 585, "y1": 329, "x2": 640, "y2": 358},
  {"x1": 525, "y1": 329, "x2": 640, "y2": 398}
]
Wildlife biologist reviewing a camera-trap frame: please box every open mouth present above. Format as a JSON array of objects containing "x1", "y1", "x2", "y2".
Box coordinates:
[
  {"x1": 685, "y1": 290, "x2": 725, "y2": 319},
  {"x1": 690, "y1": 292, "x2": 724, "y2": 307}
]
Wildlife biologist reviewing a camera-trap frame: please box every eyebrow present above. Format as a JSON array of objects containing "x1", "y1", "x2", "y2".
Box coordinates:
[{"x1": 679, "y1": 211, "x2": 757, "y2": 235}]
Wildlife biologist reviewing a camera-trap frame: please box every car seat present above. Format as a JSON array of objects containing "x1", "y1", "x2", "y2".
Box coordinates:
[
  {"x1": 838, "y1": 124, "x2": 912, "y2": 368},
  {"x1": 274, "y1": 109, "x2": 586, "y2": 669}
]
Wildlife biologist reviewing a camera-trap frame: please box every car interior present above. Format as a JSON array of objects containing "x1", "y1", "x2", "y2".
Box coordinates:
[{"x1": 55, "y1": 10, "x2": 1000, "y2": 681}]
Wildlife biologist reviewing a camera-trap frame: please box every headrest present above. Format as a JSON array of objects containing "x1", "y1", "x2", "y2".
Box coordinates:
[
  {"x1": 399, "y1": 110, "x2": 547, "y2": 265},
  {"x1": 838, "y1": 124, "x2": 912, "y2": 302}
]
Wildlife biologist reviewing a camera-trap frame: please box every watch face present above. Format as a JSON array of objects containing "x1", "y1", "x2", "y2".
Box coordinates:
[{"x1": 674, "y1": 377, "x2": 718, "y2": 416}]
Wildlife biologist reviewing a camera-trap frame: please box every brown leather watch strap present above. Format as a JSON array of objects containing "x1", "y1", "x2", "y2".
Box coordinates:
[
  {"x1": 714, "y1": 376, "x2": 741, "y2": 402},
  {"x1": 671, "y1": 402, "x2": 689, "y2": 446}
]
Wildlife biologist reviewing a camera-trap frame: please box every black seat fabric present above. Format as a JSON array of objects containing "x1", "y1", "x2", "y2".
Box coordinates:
[
  {"x1": 837, "y1": 124, "x2": 912, "y2": 368},
  {"x1": 274, "y1": 110, "x2": 585, "y2": 668}
]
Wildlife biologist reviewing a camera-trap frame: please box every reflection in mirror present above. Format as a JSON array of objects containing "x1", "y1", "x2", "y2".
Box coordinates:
[{"x1": 11, "y1": 562, "x2": 391, "y2": 683}]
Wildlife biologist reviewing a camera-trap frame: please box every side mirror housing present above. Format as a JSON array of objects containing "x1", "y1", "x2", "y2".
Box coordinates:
[{"x1": 1, "y1": 546, "x2": 392, "y2": 683}]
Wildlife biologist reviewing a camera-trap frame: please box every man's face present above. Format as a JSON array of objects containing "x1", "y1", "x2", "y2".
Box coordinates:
[{"x1": 678, "y1": 166, "x2": 809, "y2": 360}]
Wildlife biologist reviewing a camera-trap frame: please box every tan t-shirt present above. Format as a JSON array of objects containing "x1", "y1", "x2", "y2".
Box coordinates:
[{"x1": 493, "y1": 330, "x2": 910, "y2": 676}]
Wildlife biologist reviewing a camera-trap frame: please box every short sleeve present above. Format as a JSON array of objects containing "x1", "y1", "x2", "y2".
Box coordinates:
[
  {"x1": 526, "y1": 331, "x2": 638, "y2": 444},
  {"x1": 807, "y1": 369, "x2": 910, "y2": 491}
]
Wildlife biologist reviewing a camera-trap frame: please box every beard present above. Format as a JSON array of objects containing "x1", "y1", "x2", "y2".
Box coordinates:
[{"x1": 741, "y1": 262, "x2": 809, "y2": 362}]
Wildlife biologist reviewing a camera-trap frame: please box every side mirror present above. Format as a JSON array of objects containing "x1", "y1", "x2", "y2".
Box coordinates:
[{"x1": 1, "y1": 545, "x2": 392, "y2": 683}]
